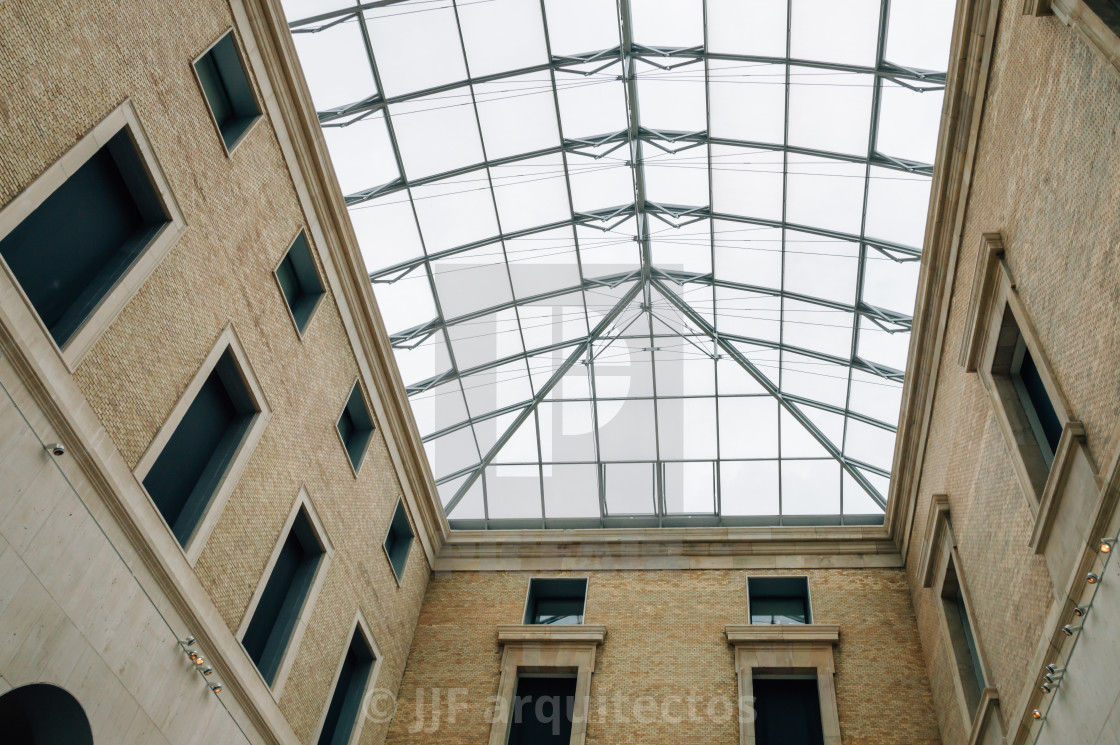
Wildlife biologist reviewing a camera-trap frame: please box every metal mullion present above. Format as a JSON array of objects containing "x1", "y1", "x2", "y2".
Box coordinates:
[
  {"x1": 782, "y1": 394, "x2": 896, "y2": 433},
  {"x1": 843, "y1": 0, "x2": 892, "y2": 520},
  {"x1": 702, "y1": 50, "x2": 944, "y2": 83},
  {"x1": 355, "y1": 4, "x2": 488, "y2": 512},
  {"x1": 777, "y1": 0, "x2": 792, "y2": 522},
  {"x1": 288, "y1": 0, "x2": 413, "y2": 29},
  {"x1": 446, "y1": 0, "x2": 544, "y2": 523},
  {"x1": 422, "y1": 399, "x2": 537, "y2": 443},
  {"x1": 712, "y1": 332, "x2": 903, "y2": 380},
  {"x1": 652, "y1": 278, "x2": 886, "y2": 509},
  {"x1": 700, "y1": 0, "x2": 721, "y2": 519},
  {"x1": 445, "y1": 281, "x2": 644, "y2": 512}
]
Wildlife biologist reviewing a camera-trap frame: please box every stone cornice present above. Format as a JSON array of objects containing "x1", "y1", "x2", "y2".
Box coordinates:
[
  {"x1": 725, "y1": 624, "x2": 840, "y2": 646},
  {"x1": 497, "y1": 625, "x2": 608, "y2": 645}
]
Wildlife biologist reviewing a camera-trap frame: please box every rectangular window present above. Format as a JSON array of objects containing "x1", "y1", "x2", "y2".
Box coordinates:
[
  {"x1": 383, "y1": 499, "x2": 414, "y2": 582},
  {"x1": 194, "y1": 31, "x2": 261, "y2": 151},
  {"x1": 318, "y1": 629, "x2": 376, "y2": 745},
  {"x1": 748, "y1": 576, "x2": 811, "y2": 625},
  {"x1": 941, "y1": 558, "x2": 985, "y2": 717},
  {"x1": 275, "y1": 231, "x2": 324, "y2": 335},
  {"x1": 752, "y1": 676, "x2": 824, "y2": 745},
  {"x1": 1010, "y1": 335, "x2": 1062, "y2": 467},
  {"x1": 0, "y1": 129, "x2": 170, "y2": 348},
  {"x1": 142, "y1": 349, "x2": 257, "y2": 545},
  {"x1": 523, "y1": 578, "x2": 587, "y2": 625},
  {"x1": 243, "y1": 507, "x2": 325, "y2": 685},
  {"x1": 507, "y1": 676, "x2": 576, "y2": 745},
  {"x1": 337, "y1": 382, "x2": 374, "y2": 472}
]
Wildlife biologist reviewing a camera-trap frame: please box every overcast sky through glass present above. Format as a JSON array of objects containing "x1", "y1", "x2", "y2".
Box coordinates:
[{"x1": 284, "y1": 0, "x2": 955, "y2": 529}]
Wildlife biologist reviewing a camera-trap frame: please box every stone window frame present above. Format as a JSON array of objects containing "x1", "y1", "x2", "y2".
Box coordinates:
[
  {"x1": 335, "y1": 378, "x2": 376, "y2": 477},
  {"x1": 1024, "y1": 0, "x2": 1120, "y2": 76},
  {"x1": 916, "y1": 496, "x2": 1004, "y2": 743},
  {"x1": 725, "y1": 624, "x2": 842, "y2": 745},
  {"x1": 310, "y1": 611, "x2": 384, "y2": 745},
  {"x1": 235, "y1": 486, "x2": 334, "y2": 699},
  {"x1": 959, "y1": 234, "x2": 1102, "y2": 593},
  {"x1": 381, "y1": 496, "x2": 415, "y2": 586},
  {"x1": 0, "y1": 99, "x2": 187, "y2": 372},
  {"x1": 746, "y1": 575, "x2": 813, "y2": 625},
  {"x1": 272, "y1": 228, "x2": 326, "y2": 340},
  {"x1": 190, "y1": 27, "x2": 264, "y2": 157},
  {"x1": 521, "y1": 576, "x2": 590, "y2": 625},
  {"x1": 487, "y1": 625, "x2": 607, "y2": 745},
  {"x1": 132, "y1": 323, "x2": 271, "y2": 564}
]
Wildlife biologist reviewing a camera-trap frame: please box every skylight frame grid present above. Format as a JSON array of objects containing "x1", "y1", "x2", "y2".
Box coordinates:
[{"x1": 284, "y1": 0, "x2": 951, "y2": 529}]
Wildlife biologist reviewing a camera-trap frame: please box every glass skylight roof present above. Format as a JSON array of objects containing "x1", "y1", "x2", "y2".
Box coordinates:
[{"x1": 284, "y1": 0, "x2": 955, "y2": 529}]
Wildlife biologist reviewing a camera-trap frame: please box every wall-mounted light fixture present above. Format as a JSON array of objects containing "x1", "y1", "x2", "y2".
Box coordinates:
[
  {"x1": 1086, "y1": 572, "x2": 1100, "y2": 584},
  {"x1": 1100, "y1": 538, "x2": 1116, "y2": 554},
  {"x1": 1073, "y1": 604, "x2": 1092, "y2": 617},
  {"x1": 1032, "y1": 709, "x2": 1044, "y2": 721},
  {"x1": 1062, "y1": 624, "x2": 1083, "y2": 636}
]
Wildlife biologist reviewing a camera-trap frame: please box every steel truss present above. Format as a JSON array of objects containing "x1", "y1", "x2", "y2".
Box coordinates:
[{"x1": 287, "y1": 0, "x2": 937, "y2": 527}]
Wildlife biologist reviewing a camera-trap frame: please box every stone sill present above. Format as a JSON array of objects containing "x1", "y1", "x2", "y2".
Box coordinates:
[
  {"x1": 497, "y1": 625, "x2": 607, "y2": 645},
  {"x1": 725, "y1": 624, "x2": 840, "y2": 645}
]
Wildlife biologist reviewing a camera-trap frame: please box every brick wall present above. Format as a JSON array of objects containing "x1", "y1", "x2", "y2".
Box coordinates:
[
  {"x1": 388, "y1": 568, "x2": 940, "y2": 745},
  {"x1": 904, "y1": 2, "x2": 1120, "y2": 743},
  {"x1": 0, "y1": 2, "x2": 430, "y2": 742}
]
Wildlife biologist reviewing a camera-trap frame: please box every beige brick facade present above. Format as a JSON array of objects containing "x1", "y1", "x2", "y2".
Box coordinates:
[{"x1": 387, "y1": 569, "x2": 940, "y2": 745}]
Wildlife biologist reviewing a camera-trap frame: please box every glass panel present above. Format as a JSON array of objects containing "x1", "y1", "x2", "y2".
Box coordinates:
[
  {"x1": 430, "y1": 244, "x2": 514, "y2": 318},
  {"x1": 485, "y1": 465, "x2": 543, "y2": 518},
  {"x1": 556, "y1": 61, "x2": 627, "y2": 138},
  {"x1": 446, "y1": 309, "x2": 525, "y2": 370},
  {"x1": 365, "y1": 0, "x2": 466, "y2": 97},
  {"x1": 720, "y1": 460, "x2": 779, "y2": 515},
  {"x1": 885, "y1": 0, "x2": 956, "y2": 72},
  {"x1": 650, "y1": 219, "x2": 713, "y2": 275},
  {"x1": 654, "y1": 348, "x2": 715, "y2": 396},
  {"x1": 864, "y1": 168, "x2": 932, "y2": 248},
  {"x1": 506, "y1": 228, "x2": 583, "y2": 299},
  {"x1": 351, "y1": 194, "x2": 423, "y2": 274},
  {"x1": 709, "y1": 61, "x2": 786, "y2": 144},
  {"x1": 664, "y1": 462, "x2": 715, "y2": 514},
  {"x1": 785, "y1": 155, "x2": 867, "y2": 235},
  {"x1": 371, "y1": 274, "x2": 436, "y2": 333},
  {"x1": 597, "y1": 399, "x2": 657, "y2": 460},
  {"x1": 848, "y1": 370, "x2": 903, "y2": 425},
  {"x1": 410, "y1": 172, "x2": 499, "y2": 252},
  {"x1": 409, "y1": 380, "x2": 468, "y2": 436},
  {"x1": 843, "y1": 471, "x2": 885, "y2": 515},
  {"x1": 475, "y1": 73, "x2": 561, "y2": 160},
  {"x1": 787, "y1": 68, "x2": 874, "y2": 156},
  {"x1": 713, "y1": 223, "x2": 782, "y2": 290},
  {"x1": 323, "y1": 115, "x2": 398, "y2": 197},
  {"x1": 857, "y1": 320, "x2": 910, "y2": 372},
  {"x1": 538, "y1": 400, "x2": 598, "y2": 461},
  {"x1": 630, "y1": 0, "x2": 704, "y2": 47},
  {"x1": 544, "y1": 0, "x2": 620, "y2": 56},
  {"x1": 844, "y1": 418, "x2": 897, "y2": 472},
  {"x1": 577, "y1": 219, "x2": 641, "y2": 279},
  {"x1": 458, "y1": 0, "x2": 548, "y2": 78},
  {"x1": 460, "y1": 360, "x2": 533, "y2": 418},
  {"x1": 707, "y1": 0, "x2": 787, "y2": 57},
  {"x1": 862, "y1": 252, "x2": 920, "y2": 314},
  {"x1": 543, "y1": 464, "x2": 601, "y2": 518},
  {"x1": 492, "y1": 155, "x2": 571, "y2": 233},
  {"x1": 782, "y1": 299, "x2": 853, "y2": 358},
  {"x1": 519, "y1": 292, "x2": 589, "y2": 352},
  {"x1": 781, "y1": 352, "x2": 850, "y2": 408},
  {"x1": 717, "y1": 357, "x2": 767, "y2": 395},
  {"x1": 790, "y1": 0, "x2": 881, "y2": 67},
  {"x1": 423, "y1": 426, "x2": 479, "y2": 479},
  {"x1": 781, "y1": 459, "x2": 840, "y2": 514},
  {"x1": 568, "y1": 151, "x2": 635, "y2": 213},
  {"x1": 784, "y1": 230, "x2": 859, "y2": 304},
  {"x1": 604, "y1": 463, "x2": 656, "y2": 514},
  {"x1": 635, "y1": 60, "x2": 707, "y2": 133},
  {"x1": 392, "y1": 331, "x2": 451, "y2": 386},
  {"x1": 643, "y1": 144, "x2": 709, "y2": 207},
  {"x1": 592, "y1": 337, "x2": 655, "y2": 398},
  {"x1": 715, "y1": 287, "x2": 781, "y2": 343},
  {"x1": 389, "y1": 89, "x2": 484, "y2": 180},
  {"x1": 711, "y1": 146, "x2": 783, "y2": 222},
  {"x1": 282, "y1": 0, "x2": 353, "y2": 22},
  {"x1": 657, "y1": 397, "x2": 718, "y2": 460},
  {"x1": 446, "y1": 476, "x2": 485, "y2": 518},
  {"x1": 877, "y1": 81, "x2": 945, "y2": 165},
  {"x1": 488, "y1": 411, "x2": 540, "y2": 463},
  {"x1": 292, "y1": 22, "x2": 376, "y2": 112},
  {"x1": 719, "y1": 397, "x2": 779, "y2": 458},
  {"x1": 781, "y1": 406, "x2": 837, "y2": 458}
]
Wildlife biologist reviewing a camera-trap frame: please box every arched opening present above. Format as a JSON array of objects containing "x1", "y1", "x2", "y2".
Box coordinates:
[{"x1": 0, "y1": 683, "x2": 93, "y2": 745}]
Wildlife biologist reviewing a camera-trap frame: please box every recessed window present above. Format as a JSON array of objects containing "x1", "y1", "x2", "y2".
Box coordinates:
[
  {"x1": 941, "y1": 558, "x2": 985, "y2": 717},
  {"x1": 337, "y1": 382, "x2": 374, "y2": 472},
  {"x1": 317, "y1": 629, "x2": 376, "y2": 745},
  {"x1": 1009, "y1": 335, "x2": 1062, "y2": 467},
  {"x1": 242, "y1": 507, "x2": 325, "y2": 685},
  {"x1": 142, "y1": 349, "x2": 258, "y2": 546},
  {"x1": 752, "y1": 676, "x2": 824, "y2": 745},
  {"x1": 275, "y1": 231, "x2": 324, "y2": 335},
  {"x1": 748, "y1": 576, "x2": 811, "y2": 625},
  {"x1": 507, "y1": 676, "x2": 577, "y2": 745},
  {"x1": 194, "y1": 31, "x2": 261, "y2": 151},
  {"x1": 383, "y1": 499, "x2": 414, "y2": 582},
  {"x1": 523, "y1": 578, "x2": 587, "y2": 625},
  {"x1": 0, "y1": 129, "x2": 170, "y2": 348}
]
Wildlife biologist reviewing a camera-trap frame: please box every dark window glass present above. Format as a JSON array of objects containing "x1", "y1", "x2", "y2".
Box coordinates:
[
  {"x1": 242, "y1": 508, "x2": 324, "y2": 684},
  {"x1": 941, "y1": 559, "x2": 985, "y2": 716},
  {"x1": 753, "y1": 677, "x2": 824, "y2": 745},
  {"x1": 337, "y1": 384, "x2": 374, "y2": 470},
  {"x1": 318, "y1": 631, "x2": 375, "y2": 745},
  {"x1": 194, "y1": 33, "x2": 261, "y2": 149},
  {"x1": 749, "y1": 577, "x2": 811, "y2": 625},
  {"x1": 276, "y1": 232, "x2": 323, "y2": 333},
  {"x1": 507, "y1": 677, "x2": 576, "y2": 745},
  {"x1": 524, "y1": 578, "x2": 586, "y2": 625},
  {"x1": 1016, "y1": 347, "x2": 1062, "y2": 455},
  {"x1": 0, "y1": 130, "x2": 168, "y2": 346},
  {"x1": 143, "y1": 350, "x2": 255, "y2": 545},
  {"x1": 383, "y1": 500, "x2": 414, "y2": 580}
]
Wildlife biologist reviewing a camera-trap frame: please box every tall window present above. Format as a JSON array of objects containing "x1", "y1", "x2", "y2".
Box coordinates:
[
  {"x1": 748, "y1": 577, "x2": 811, "y2": 625},
  {"x1": 383, "y1": 499, "x2": 413, "y2": 582},
  {"x1": 242, "y1": 507, "x2": 325, "y2": 685},
  {"x1": 941, "y1": 558, "x2": 985, "y2": 717},
  {"x1": 506, "y1": 676, "x2": 577, "y2": 745},
  {"x1": 0, "y1": 129, "x2": 170, "y2": 348},
  {"x1": 143, "y1": 349, "x2": 258, "y2": 546},
  {"x1": 318, "y1": 629, "x2": 376, "y2": 745},
  {"x1": 1009, "y1": 335, "x2": 1062, "y2": 467},
  {"x1": 523, "y1": 578, "x2": 587, "y2": 625},
  {"x1": 337, "y1": 382, "x2": 375, "y2": 472},
  {"x1": 193, "y1": 31, "x2": 261, "y2": 151},
  {"x1": 275, "y1": 231, "x2": 324, "y2": 335},
  {"x1": 752, "y1": 676, "x2": 824, "y2": 745}
]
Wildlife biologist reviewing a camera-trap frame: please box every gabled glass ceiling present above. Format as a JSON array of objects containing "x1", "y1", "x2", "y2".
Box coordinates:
[{"x1": 284, "y1": 0, "x2": 954, "y2": 529}]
